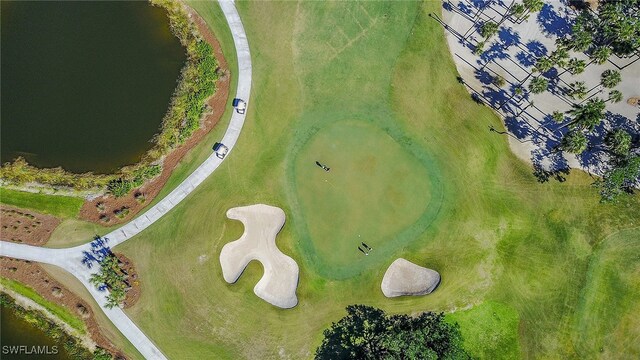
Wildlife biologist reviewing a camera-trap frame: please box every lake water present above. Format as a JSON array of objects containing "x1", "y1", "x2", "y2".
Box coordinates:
[
  {"x1": 1, "y1": 304, "x2": 72, "y2": 360},
  {"x1": 1, "y1": 1, "x2": 186, "y2": 173}
]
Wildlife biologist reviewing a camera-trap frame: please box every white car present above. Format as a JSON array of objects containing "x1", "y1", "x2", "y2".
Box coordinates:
[
  {"x1": 213, "y1": 143, "x2": 229, "y2": 159},
  {"x1": 233, "y1": 98, "x2": 246, "y2": 114}
]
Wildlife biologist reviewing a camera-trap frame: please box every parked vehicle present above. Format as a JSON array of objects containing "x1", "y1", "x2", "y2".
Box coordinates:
[
  {"x1": 232, "y1": 98, "x2": 246, "y2": 114},
  {"x1": 213, "y1": 142, "x2": 229, "y2": 159}
]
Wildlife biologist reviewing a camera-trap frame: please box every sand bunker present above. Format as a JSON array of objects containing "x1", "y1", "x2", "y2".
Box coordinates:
[
  {"x1": 381, "y1": 258, "x2": 440, "y2": 298},
  {"x1": 219, "y1": 204, "x2": 299, "y2": 308}
]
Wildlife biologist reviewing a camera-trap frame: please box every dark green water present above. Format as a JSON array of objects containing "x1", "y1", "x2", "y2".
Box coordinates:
[
  {"x1": 1, "y1": 305, "x2": 71, "y2": 360},
  {"x1": 1, "y1": 1, "x2": 186, "y2": 173}
]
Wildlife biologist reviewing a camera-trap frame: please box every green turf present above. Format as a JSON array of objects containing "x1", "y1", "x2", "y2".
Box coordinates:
[
  {"x1": 7, "y1": 1, "x2": 640, "y2": 359},
  {"x1": 573, "y1": 227, "x2": 640, "y2": 357},
  {"x1": 291, "y1": 120, "x2": 440, "y2": 277},
  {"x1": 0, "y1": 278, "x2": 86, "y2": 333},
  {"x1": 447, "y1": 301, "x2": 520, "y2": 359},
  {"x1": 0, "y1": 188, "x2": 82, "y2": 218}
]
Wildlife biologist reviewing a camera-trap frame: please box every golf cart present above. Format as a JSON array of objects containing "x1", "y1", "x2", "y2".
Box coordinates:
[
  {"x1": 233, "y1": 98, "x2": 246, "y2": 114},
  {"x1": 213, "y1": 142, "x2": 229, "y2": 159}
]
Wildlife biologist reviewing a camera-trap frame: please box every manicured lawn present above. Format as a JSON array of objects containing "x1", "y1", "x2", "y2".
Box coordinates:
[
  {"x1": 0, "y1": 188, "x2": 83, "y2": 218},
  {"x1": 14, "y1": 1, "x2": 638, "y2": 359},
  {"x1": 447, "y1": 301, "x2": 520, "y2": 359},
  {"x1": 292, "y1": 120, "x2": 438, "y2": 278},
  {"x1": 573, "y1": 227, "x2": 640, "y2": 357}
]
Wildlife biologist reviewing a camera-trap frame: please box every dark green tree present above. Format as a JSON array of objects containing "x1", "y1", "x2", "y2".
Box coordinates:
[
  {"x1": 534, "y1": 56, "x2": 554, "y2": 73},
  {"x1": 567, "y1": 58, "x2": 586, "y2": 75},
  {"x1": 528, "y1": 77, "x2": 549, "y2": 94},
  {"x1": 561, "y1": 131, "x2": 588, "y2": 154},
  {"x1": 480, "y1": 21, "x2": 499, "y2": 39},
  {"x1": 551, "y1": 111, "x2": 565, "y2": 123},
  {"x1": 607, "y1": 90, "x2": 623, "y2": 103},
  {"x1": 596, "y1": 155, "x2": 640, "y2": 203},
  {"x1": 315, "y1": 305, "x2": 470, "y2": 360},
  {"x1": 567, "y1": 81, "x2": 587, "y2": 100},
  {"x1": 591, "y1": 46, "x2": 611, "y2": 65},
  {"x1": 606, "y1": 129, "x2": 632, "y2": 157},
  {"x1": 566, "y1": 98, "x2": 606, "y2": 131},
  {"x1": 601, "y1": 69, "x2": 622, "y2": 88}
]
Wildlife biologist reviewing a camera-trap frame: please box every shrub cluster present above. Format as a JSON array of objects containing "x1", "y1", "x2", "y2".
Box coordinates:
[{"x1": 0, "y1": 0, "x2": 219, "y2": 198}]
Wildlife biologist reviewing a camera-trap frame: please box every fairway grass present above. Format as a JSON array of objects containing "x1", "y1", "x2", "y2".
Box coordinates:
[
  {"x1": 573, "y1": 227, "x2": 640, "y2": 357},
  {"x1": 0, "y1": 188, "x2": 83, "y2": 218},
  {"x1": 21, "y1": 1, "x2": 639, "y2": 359}
]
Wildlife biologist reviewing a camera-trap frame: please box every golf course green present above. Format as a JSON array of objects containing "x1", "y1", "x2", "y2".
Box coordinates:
[
  {"x1": 291, "y1": 120, "x2": 440, "y2": 278},
  {"x1": 3, "y1": 1, "x2": 639, "y2": 359}
]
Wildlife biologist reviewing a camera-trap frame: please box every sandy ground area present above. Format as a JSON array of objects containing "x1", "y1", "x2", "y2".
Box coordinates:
[
  {"x1": 381, "y1": 258, "x2": 440, "y2": 298},
  {"x1": 219, "y1": 205, "x2": 299, "y2": 309},
  {"x1": 440, "y1": 0, "x2": 639, "y2": 174},
  {"x1": 80, "y1": 6, "x2": 230, "y2": 226}
]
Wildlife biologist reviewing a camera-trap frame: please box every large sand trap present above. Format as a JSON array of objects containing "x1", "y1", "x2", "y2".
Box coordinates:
[
  {"x1": 381, "y1": 258, "x2": 440, "y2": 298},
  {"x1": 219, "y1": 204, "x2": 299, "y2": 308}
]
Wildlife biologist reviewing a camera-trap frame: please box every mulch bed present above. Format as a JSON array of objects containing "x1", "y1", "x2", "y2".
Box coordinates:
[
  {"x1": 0, "y1": 257, "x2": 125, "y2": 359},
  {"x1": 0, "y1": 205, "x2": 60, "y2": 246},
  {"x1": 115, "y1": 253, "x2": 140, "y2": 309},
  {"x1": 79, "y1": 8, "x2": 230, "y2": 226}
]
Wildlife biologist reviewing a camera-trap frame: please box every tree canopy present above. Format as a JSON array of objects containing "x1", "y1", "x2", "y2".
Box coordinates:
[{"x1": 315, "y1": 305, "x2": 470, "y2": 360}]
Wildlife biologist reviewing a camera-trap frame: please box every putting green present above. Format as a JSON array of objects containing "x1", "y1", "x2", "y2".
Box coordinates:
[{"x1": 289, "y1": 120, "x2": 442, "y2": 279}]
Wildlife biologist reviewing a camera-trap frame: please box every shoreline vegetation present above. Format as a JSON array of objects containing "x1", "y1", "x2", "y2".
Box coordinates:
[
  {"x1": 0, "y1": 292, "x2": 116, "y2": 360},
  {"x1": 0, "y1": 0, "x2": 220, "y2": 199}
]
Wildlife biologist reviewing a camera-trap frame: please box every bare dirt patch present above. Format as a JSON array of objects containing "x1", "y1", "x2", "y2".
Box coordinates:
[
  {"x1": 79, "y1": 8, "x2": 230, "y2": 226},
  {"x1": 0, "y1": 257, "x2": 125, "y2": 358},
  {"x1": 0, "y1": 205, "x2": 60, "y2": 245}
]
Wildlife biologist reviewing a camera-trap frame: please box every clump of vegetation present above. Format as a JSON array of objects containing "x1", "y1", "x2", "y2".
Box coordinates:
[
  {"x1": 134, "y1": 192, "x2": 146, "y2": 204},
  {"x1": 89, "y1": 254, "x2": 130, "y2": 309},
  {"x1": 315, "y1": 305, "x2": 469, "y2": 359},
  {"x1": 1, "y1": 0, "x2": 219, "y2": 199},
  {"x1": 0, "y1": 157, "x2": 114, "y2": 190},
  {"x1": 0, "y1": 292, "x2": 114, "y2": 359},
  {"x1": 107, "y1": 164, "x2": 161, "y2": 197},
  {"x1": 114, "y1": 207, "x2": 130, "y2": 219}
]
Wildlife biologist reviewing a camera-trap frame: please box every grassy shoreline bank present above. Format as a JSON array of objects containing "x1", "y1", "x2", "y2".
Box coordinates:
[{"x1": 0, "y1": 0, "x2": 220, "y2": 199}]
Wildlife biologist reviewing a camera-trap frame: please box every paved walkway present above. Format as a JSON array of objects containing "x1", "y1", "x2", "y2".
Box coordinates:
[{"x1": 0, "y1": 1, "x2": 251, "y2": 359}]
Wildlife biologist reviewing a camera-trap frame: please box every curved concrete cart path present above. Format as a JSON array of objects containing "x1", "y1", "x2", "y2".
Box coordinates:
[
  {"x1": 0, "y1": 1, "x2": 251, "y2": 358},
  {"x1": 220, "y1": 205, "x2": 299, "y2": 309}
]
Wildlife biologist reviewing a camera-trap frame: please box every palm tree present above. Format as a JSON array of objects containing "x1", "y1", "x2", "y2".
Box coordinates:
[
  {"x1": 480, "y1": 21, "x2": 499, "y2": 39},
  {"x1": 510, "y1": 3, "x2": 526, "y2": 21},
  {"x1": 551, "y1": 111, "x2": 565, "y2": 123},
  {"x1": 591, "y1": 46, "x2": 611, "y2": 65},
  {"x1": 607, "y1": 90, "x2": 624, "y2": 103},
  {"x1": 601, "y1": 69, "x2": 622, "y2": 88},
  {"x1": 551, "y1": 48, "x2": 570, "y2": 68},
  {"x1": 572, "y1": 28, "x2": 593, "y2": 52},
  {"x1": 523, "y1": 0, "x2": 544, "y2": 13},
  {"x1": 567, "y1": 81, "x2": 587, "y2": 100},
  {"x1": 567, "y1": 58, "x2": 586, "y2": 75},
  {"x1": 566, "y1": 98, "x2": 606, "y2": 131},
  {"x1": 528, "y1": 77, "x2": 549, "y2": 94},
  {"x1": 561, "y1": 131, "x2": 588, "y2": 154},
  {"x1": 605, "y1": 129, "x2": 632, "y2": 157},
  {"x1": 534, "y1": 56, "x2": 554, "y2": 73}
]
